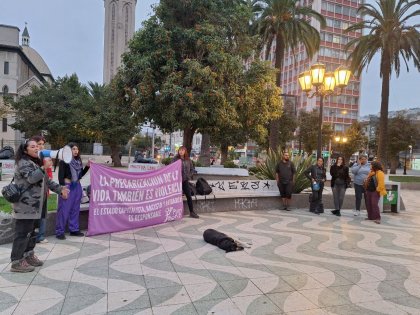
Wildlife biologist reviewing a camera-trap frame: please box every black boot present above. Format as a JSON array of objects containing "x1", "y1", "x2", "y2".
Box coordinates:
[
  {"x1": 331, "y1": 210, "x2": 341, "y2": 216},
  {"x1": 189, "y1": 211, "x2": 199, "y2": 219}
]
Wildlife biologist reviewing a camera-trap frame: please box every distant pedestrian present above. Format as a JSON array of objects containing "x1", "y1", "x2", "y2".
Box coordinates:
[
  {"x1": 30, "y1": 135, "x2": 53, "y2": 244},
  {"x1": 56, "y1": 143, "x2": 90, "y2": 240},
  {"x1": 172, "y1": 146, "x2": 199, "y2": 218},
  {"x1": 10, "y1": 140, "x2": 68, "y2": 272},
  {"x1": 351, "y1": 154, "x2": 370, "y2": 216},
  {"x1": 364, "y1": 161, "x2": 386, "y2": 224},
  {"x1": 304, "y1": 157, "x2": 326, "y2": 214},
  {"x1": 330, "y1": 156, "x2": 351, "y2": 217},
  {"x1": 275, "y1": 152, "x2": 296, "y2": 211}
]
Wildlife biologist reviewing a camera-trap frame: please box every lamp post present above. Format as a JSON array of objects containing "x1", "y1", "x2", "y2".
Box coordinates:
[
  {"x1": 404, "y1": 145, "x2": 413, "y2": 175},
  {"x1": 298, "y1": 64, "x2": 351, "y2": 158}
]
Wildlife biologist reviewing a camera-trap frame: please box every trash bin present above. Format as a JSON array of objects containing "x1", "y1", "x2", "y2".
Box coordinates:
[{"x1": 381, "y1": 181, "x2": 401, "y2": 213}]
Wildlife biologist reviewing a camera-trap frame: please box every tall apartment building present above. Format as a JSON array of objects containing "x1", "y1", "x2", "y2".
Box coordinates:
[{"x1": 266, "y1": 0, "x2": 363, "y2": 134}]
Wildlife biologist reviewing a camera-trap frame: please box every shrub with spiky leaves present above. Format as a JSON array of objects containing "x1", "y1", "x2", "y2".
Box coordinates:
[{"x1": 255, "y1": 149, "x2": 314, "y2": 193}]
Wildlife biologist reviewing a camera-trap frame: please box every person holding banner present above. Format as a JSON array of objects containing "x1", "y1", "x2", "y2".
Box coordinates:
[
  {"x1": 56, "y1": 143, "x2": 90, "y2": 240},
  {"x1": 172, "y1": 146, "x2": 199, "y2": 218},
  {"x1": 10, "y1": 140, "x2": 68, "y2": 272},
  {"x1": 30, "y1": 135, "x2": 52, "y2": 244}
]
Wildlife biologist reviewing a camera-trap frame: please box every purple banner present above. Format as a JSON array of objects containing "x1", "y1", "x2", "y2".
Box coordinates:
[{"x1": 88, "y1": 160, "x2": 183, "y2": 236}]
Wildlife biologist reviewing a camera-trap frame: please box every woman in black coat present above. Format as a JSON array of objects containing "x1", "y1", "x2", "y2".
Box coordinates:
[
  {"x1": 330, "y1": 156, "x2": 351, "y2": 217},
  {"x1": 304, "y1": 157, "x2": 327, "y2": 214}
]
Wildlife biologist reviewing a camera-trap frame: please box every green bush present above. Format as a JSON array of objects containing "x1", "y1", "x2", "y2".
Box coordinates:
[
  {"x1": 248, "y1": 166, "x2": 259, "y2": 175},
  {"x1": 223, "y1": 160, "x2": 238, "y2": 168},
  {"x1": 255, "y1": 149, "x2": 314, "y2": 193},
  {"x1": 161, "y1": 157, "x2": 172, "y2": 165},
  {"x1": 193, "y1": 160, "x2": 203, "y2": 167}
]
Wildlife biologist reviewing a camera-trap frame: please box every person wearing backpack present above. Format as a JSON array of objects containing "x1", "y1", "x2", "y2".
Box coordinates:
[
  {"x1": 363, "y1": 161, "x2": 386, "y2": 224},
  {"x1": 172, "y1": 146, "x2": 199, "y2": 218}
]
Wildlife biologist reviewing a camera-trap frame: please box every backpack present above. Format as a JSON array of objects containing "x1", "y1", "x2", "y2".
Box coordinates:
[
  {"x1": 188, "y1": 182, "x2": 197, "y2": 196},
  {"x1": 196, "y1": 177, "x2": 212, "y2": 195}
]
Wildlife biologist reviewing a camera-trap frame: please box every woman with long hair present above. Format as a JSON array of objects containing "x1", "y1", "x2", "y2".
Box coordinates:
[
  {"x1": 330, "y1": 156, "x2": 351, "y2": 217},
  {"x1": 10, "y1": 140, "x2": 67, "y2": 272},
  {"x1": 172, "y1": 146, "x2": 199, "y2": 218},
  {"x1": 364, "y1": 161, "x2": 386, "y2": 224},
  {"x1": 56, "y1": 143, "x2": 90, "y2": 239}
]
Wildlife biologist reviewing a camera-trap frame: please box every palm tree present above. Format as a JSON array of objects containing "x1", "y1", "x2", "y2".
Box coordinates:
[
  {"x1": 253, "y1": 0, "x2": 325, "y2": 150},
  {"x1": 346, "y1": 0, "x2": 420, "y2": 165}
]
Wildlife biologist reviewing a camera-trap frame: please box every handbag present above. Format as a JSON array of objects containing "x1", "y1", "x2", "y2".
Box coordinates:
[
  {"x1": 312, "y1": 181, "x2": 320, "y2": 191},
  {"x1": 1, "y1": 178, "x2": 32, "y2": 203}
]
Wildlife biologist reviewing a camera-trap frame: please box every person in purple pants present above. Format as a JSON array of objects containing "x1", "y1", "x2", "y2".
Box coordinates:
[{"x1": 56, "y1": 143, "x2": 90, "y2": 240}]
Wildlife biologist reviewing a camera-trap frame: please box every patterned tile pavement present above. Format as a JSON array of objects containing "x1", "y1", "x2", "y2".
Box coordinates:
[{"x1": 0, "y1": 190, "x2": 419, "y2": 315}]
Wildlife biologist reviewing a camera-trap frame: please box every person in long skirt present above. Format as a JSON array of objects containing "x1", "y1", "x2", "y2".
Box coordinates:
[
  {"x1": 56, "y1": 143, "x2": 90, "y2": 239},
  {"x1": 364, "y1": 161, "x2": 386, "y2": 224}
]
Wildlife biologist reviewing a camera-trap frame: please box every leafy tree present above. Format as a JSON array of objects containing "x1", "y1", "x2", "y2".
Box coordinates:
[
  {"x1": 387, "y1": 115, "x2": 419, "y2": 174},
  {"x1": 339, "y1": 121, "x2": 368, "y2": 163},
  {"x1": 253, "y1": 0, "x2": 326, "y2": 150},
  {"x1": 298, "y1": 110, "x2": 333, "y2": 156},
  {"x1": 7, "y1": 74, "x2": 91, "y2": 147},
  {"x1": 277, "y1": 102, "x2": 297, "y2": 151},
  {"x1": 122, "y1": 0, "x2": 259, "y2": 154},
  {"x1": 85, "y1": 77, "x2": 137, "y2": 167},
  {"x1": 209, "y1": 61, "x2": 282, "y2": 163},
  {"x1": 346, "y1": 0, "x2": 420, "y2": 165}
]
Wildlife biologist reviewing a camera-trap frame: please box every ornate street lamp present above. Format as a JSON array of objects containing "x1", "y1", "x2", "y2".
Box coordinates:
[{"x1": 298, "y1": 63, "x2": 351, "y2": 158}]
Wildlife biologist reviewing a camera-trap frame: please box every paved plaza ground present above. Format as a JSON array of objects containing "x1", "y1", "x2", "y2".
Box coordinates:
[{"x1": 0, "y1": 190, "x2": 418, "y2": 315}]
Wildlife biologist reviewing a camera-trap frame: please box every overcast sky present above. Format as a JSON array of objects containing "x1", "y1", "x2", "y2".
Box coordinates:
[{"x1": 1, "y1": 0, "x2": 419, "y2": 116}]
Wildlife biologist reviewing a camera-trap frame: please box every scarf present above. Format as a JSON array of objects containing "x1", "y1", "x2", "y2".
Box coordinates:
[{"x1": 70, "y1": 157, "x2": 83, "y2": 184}]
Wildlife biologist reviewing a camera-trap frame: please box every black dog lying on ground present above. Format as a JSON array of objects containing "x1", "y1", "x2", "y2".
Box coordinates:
[{"x1": 203, "y1": 229, "x2": 245, "y2": 253}]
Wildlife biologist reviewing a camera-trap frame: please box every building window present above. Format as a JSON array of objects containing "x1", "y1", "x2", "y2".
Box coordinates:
[
  {"x1": 4, "y1": 62, "x2": 9, "y2": 75},
  {"x1": 2, "y1": 85, "x2": 8, "y2": 95},
  {"x1": 2, "y1": 118, "x2": 7, "y2": 132}
]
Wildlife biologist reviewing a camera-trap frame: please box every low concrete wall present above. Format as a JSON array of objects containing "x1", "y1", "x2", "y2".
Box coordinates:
[{"x1": 0, "y1": 193, "x2": 405, "y2": 245}]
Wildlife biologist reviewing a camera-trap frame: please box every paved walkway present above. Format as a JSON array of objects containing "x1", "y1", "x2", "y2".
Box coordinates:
[{"x1": 0, "y1": 191, "x2": 419, "y2": 315}]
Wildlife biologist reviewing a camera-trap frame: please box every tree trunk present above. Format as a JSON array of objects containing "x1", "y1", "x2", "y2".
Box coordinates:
[
  {"x1": 220, "y1": 142, "x2": 228, "y2": 165},
  {"x1": 389, "y1": 156, "x2": 398, "y2": 175},
  {"x1": 377, "y1": 55, "x2": 391, "y2": 170},
  {"x1": 110, "y1": 143, "x2": 122, "y2": 167},
  {"x1": 198, "y1": 133, "x2": 211, "y2": 166},
  {"x1": 268, "y1": 34, "x2": 285, "y2": 151},
  {"x1": 183, "y1": 127, "x2": 196, "y2": 155}
]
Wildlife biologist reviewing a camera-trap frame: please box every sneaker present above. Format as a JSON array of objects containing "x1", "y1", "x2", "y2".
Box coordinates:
[
  {"x1": 286, "y1": 207, "x2": 291, "y2": 211},
  {"x1": 56, "y1": 234, "x2": 66, "y2": 240},
  {"x1": 25, "y1": 253, "x2": 44, "y2": 267},
  {"x1": 189, "y1": 211, "x2": 199, "y2": 219},
  {"x1": 283, "y1": 206, "x2": 287, "y2": 210},
  {"x1": 39, "y1": 239, "x2": 49, "y2": 244},
  {"x1": 69, "y1": 231, "x2": 85, "y2": 237},
  {"x1": 353, "y1": 209, "x2": 360, "y2": 216},
  {"x1": 10, "y1": 259, "x2": 35, "y2": 273}
]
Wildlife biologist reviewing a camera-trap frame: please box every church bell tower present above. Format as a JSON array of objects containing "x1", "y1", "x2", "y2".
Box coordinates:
[{"x1": 103, "y1": 0, "x2": 136, "y2": 84}]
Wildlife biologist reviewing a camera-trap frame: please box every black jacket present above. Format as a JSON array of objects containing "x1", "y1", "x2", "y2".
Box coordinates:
[
  {"x1": 330, "y1": 164, "x2": 350, "y2": 188},
  {"x1": 58, "y1": 160, "x2": 90, "y2": 185},
  {"x1": 304, "y1": 164, "x2": 326, "y2": 182}
]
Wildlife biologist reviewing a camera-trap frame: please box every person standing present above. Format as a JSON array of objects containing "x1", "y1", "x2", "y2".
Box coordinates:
[
  {"x1": 304, "y1": 157, "x2": 327, "y2": 215},
  {"x1": 30, "y1": 135, "x2": 52, "y2": 244},
  {"x1": 56, "y1": 143, "x2": 90, "y2": 240},
  {"x1": 330, "y1": 156, "x2": 351, "y2": 217},
  {"x1": 10, "y1": 140, "x2": 68, "y2": 272},
  {"x1": 275, "y1": 152, "x2": 296, "y2": 211},
  {"x1": 351, "y1": 154, "x2": 371, "y2": 216},
  {"x1": 364, "y1": 161, "x2": 386, "y2": 224},
  {"x1": 172, "y1": 146, "x2": 199, "y2": 218}
]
